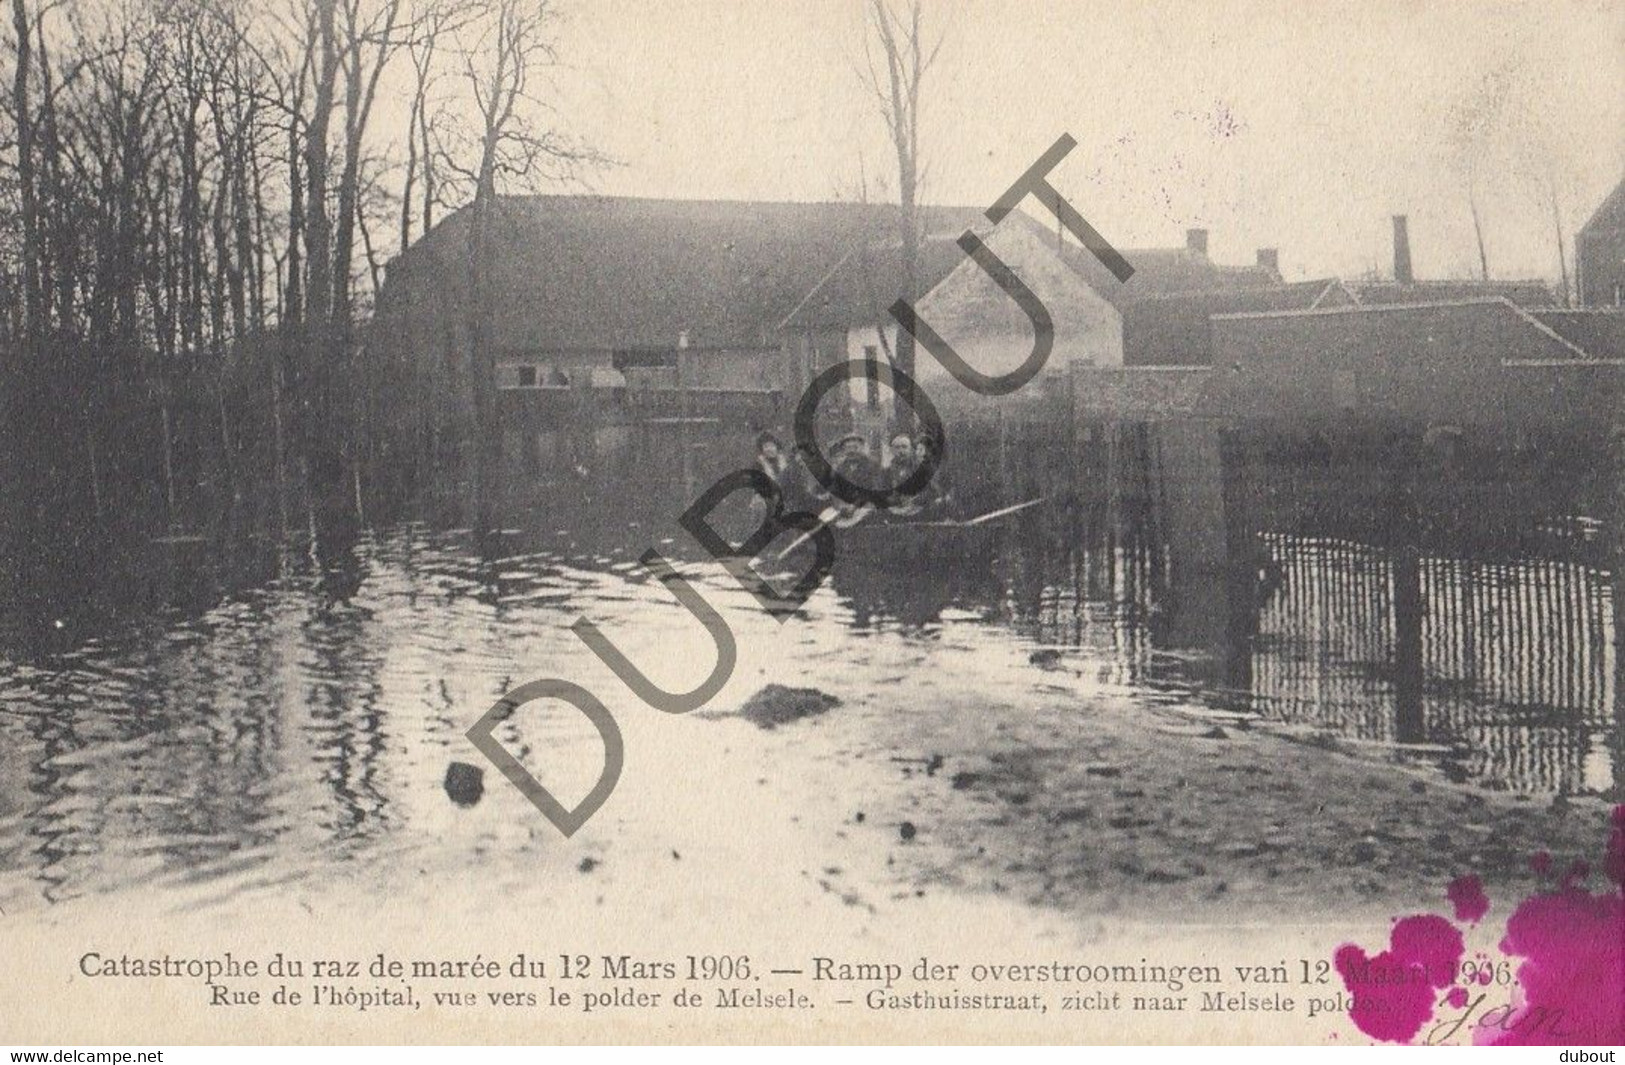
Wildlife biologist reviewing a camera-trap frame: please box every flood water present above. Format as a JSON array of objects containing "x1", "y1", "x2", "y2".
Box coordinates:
[{"x1": 0, "y1": 412, "x2": 1619, "y2": 913}]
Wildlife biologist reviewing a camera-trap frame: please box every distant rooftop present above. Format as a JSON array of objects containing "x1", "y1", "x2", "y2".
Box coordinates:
[
  {"x1": 1059, "y1": 242, "x2": 1278, "y2": 310},
  {"x1": 387, "y1": 195, "x2": 985, "y2": 351},
  {"x1": 784, "y1": 215, "x2": 1282, "y2": 330},
  {"x1": 1123, "y1": 279, "x2": 1354, "y2": 366},
  {"x1": 381, "y1": 193, "x2": 1312, "y2": 349},
  {"x1": 1348, "y1": 278, "x2": 1555, "y2": 309}
]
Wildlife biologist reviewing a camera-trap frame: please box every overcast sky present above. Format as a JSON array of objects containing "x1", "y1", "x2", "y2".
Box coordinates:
[{"x1": 467, "y1": 0, "x2": 1624, "y2": 284}]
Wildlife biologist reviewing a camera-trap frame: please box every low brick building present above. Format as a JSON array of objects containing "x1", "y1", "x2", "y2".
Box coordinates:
[{"x1": 1206, "y1": 299, "x2": 1625, "y2": 430}]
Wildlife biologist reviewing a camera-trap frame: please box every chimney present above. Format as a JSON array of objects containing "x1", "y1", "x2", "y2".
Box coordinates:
[
  {"x1": 1256, "y1": 248, "x2": 1280, "y2": 276},
  {"x1": 1392, "y1": 215, "x2": 1414, "y2": 285},
  {"x1": 1186, "y1": 228, "x2": 1209, "y2": 257}
]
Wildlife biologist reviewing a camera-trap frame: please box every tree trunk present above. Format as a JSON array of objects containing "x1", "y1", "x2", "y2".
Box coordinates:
[
  {"x1": 467, "y1": 137, "x2": 500, "y2": 534},
  {"x1": 400, "y1": 91, "x2": 420, "y2": 250},
  {"x1": 1550, "y1": 185, "x2": 1571, "y2": 308},
  {"x1": 10, "y1": 0, "x2": 42, "y2": 347},
  {"x1": 420, "y1": 91, "x2": 435, "y2": 234},
  {"x1": 302, "y1": 0, "x2": 344, "y2": 538},
  {"x1": 1468, "y1": 186, "x2": 1490, "y2": 281}
]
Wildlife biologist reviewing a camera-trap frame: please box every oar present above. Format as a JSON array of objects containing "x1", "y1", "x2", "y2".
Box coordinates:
[
  {"x1": 960, "y1": 497, "x2": 1045, "y2": 527},
  {"x1": 775, "y1": 504, "x2": 873, "y2": 560}
]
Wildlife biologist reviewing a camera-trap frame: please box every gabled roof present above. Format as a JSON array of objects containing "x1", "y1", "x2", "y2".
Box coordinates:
[
  {"x1": 1123, "y1": 279, "x2": 1351, "y2": 365},
  {"x1": 1209, "y1": 295, "x2": 1612, "y2": 370},
  {"x1": 783, "y1": 217, "x2": 1280, "y2": 329},
  {"x1": 1213, "y1": 297, "x2": 1623, "y2": 363},
  {"x1": 381, "y1": 193, "x2": 1294, "y2": 351},
  {"x1": 387, "y1": 195, "x2": 983, "y2": 351},
  {"x1": 1348, "y1": 278, "x2": 1555, "y2": 308},
  {"x1": 1059, "y1": 243, "x2": 1278, "y2": 309},
  {"x1": 779, "y1": 210, "x2": 996, "y2": 331},
  {"x1": 1579, "y1": 175, "x2": 1625, "y2": 238}
]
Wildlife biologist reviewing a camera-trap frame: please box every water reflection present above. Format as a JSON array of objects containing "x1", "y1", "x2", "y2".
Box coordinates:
[
  {"x1": 827, "y1": 418, "x2": 1620, "y2": 799},
  {"x1": 0, "y1": 413, "x2": 1618, "y2": 912}
]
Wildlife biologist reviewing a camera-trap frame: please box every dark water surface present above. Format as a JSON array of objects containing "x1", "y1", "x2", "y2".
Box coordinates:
[{"x1": 0, "y1": 416, "x2": 1618, "y2": 911}]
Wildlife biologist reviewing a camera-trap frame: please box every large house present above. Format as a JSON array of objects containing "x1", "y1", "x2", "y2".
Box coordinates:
[
  {"x1": 372, "y1": 196, "x2": 925, "y2": 405},
  {"x1": 372, "y1": 194, "x2": 1290, "y2": 428}
]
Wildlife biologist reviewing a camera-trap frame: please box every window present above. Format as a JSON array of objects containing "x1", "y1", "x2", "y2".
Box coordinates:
[
  {"x1": 517, "y1": 366, "x2": 538, "y2": 387},
  {"x1": 612, "y1": 348, "x2": 679, "y2": 371},
  {"x1": 1615, "y1": 282, "x2": 1623, "y2": 307}
]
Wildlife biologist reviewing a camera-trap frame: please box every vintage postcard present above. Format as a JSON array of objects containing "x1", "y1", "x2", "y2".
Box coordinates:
[{"x1": 0, "y1": 0, "x2": 1622, "y2": 1049}]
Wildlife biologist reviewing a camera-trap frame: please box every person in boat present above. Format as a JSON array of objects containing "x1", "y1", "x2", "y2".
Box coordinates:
[
  {"x1": 828, "y1": 433, "x2": 876, "y2": 490},
  {"x1": 916, "y1": 432, "x2": 955, "y2": 518},
  {"x1": 781, "y1": 441, "x2": 831, "y2": 514},
  {"x1": 880, "y1": 431, "x2": 948, "y2": 521},
  {"x1": 755, "y1": 431, "x2": 786, "y2": 483},
  {"x1": 745, "y1": 431, "x2": 790, "y2": 530}
]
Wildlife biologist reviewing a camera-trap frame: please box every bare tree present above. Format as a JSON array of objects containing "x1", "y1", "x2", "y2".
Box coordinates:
[
  {"x1": 10, "y1": 0, "x2": 45, "y2": 348},
  {"x1": 0, "y1": 0, "x2": 595, "y2": 563},
  {"x1": 445, "y1": 0, "x2": 592, "y2": 531},
  {"x1": 1547, "y1": 174, "x2": 1571, "y2": 306},
  {"x1": 1445, "y1": 66, "x2": 1514, "y2": 280},
  {"x1": 860, "y1": 0, "x2": 942, "y2": 421},
  {"x1": 399, "y1": 0, "x2": 460, "y2": 250},
  {"x1": 331, "y1": 0, "x2": 401, "y2": 332},
  {"x1": 5, "y1": 0, "x2": 45, "y2": 566},
  {"x1": 1466, "y1": 187, "x2": 1490, "y2": 280},
  {"x1": 302, "y1": 0, "x2": 335, "y2": 343},
  {"x1": 1448, "y1": 63, "x2": 1591, "y2": 296}
]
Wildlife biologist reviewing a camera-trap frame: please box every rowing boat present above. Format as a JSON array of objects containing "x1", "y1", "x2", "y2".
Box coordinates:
[{"x1": 828, "y1": 498, "x2": 1045, "y2": 573}]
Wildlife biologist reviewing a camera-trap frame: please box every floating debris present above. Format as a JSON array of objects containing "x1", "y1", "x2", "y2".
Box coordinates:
[
  {"x1": 444, "y1": 762, "x2": 484, "y2": 807},
  {"x1": 733, "y1": 684, "x2": 840, "y2": 729},
  {"x1": 1028, "y1": 648, "x2": 1065, "y2": 669}
]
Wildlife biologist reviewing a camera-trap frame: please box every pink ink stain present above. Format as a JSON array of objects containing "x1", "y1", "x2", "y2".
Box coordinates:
[
  {"x1": 1446, "y1": 875, "x2": 1489, "y2": 923},
  {"x1": 1334, "y1": 914, "x2": 1464, "y2": 1042},
  {"x1": 1475, "y1": 805, "x2": 1625, "y2": 1046},
  {"x1": 1334, "y1": 805, "x2": 1625, "y2": 1046}
]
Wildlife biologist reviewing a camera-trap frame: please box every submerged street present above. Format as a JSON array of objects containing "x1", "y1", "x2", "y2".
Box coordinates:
[{"x1": 0, "y1": 479, "x2": 1615, "y2": 934}]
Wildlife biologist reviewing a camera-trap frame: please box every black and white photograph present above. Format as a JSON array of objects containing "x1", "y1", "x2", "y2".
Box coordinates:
[{"x1": 0, "y1": 0, "x2": 1621, "y2": 1050}]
